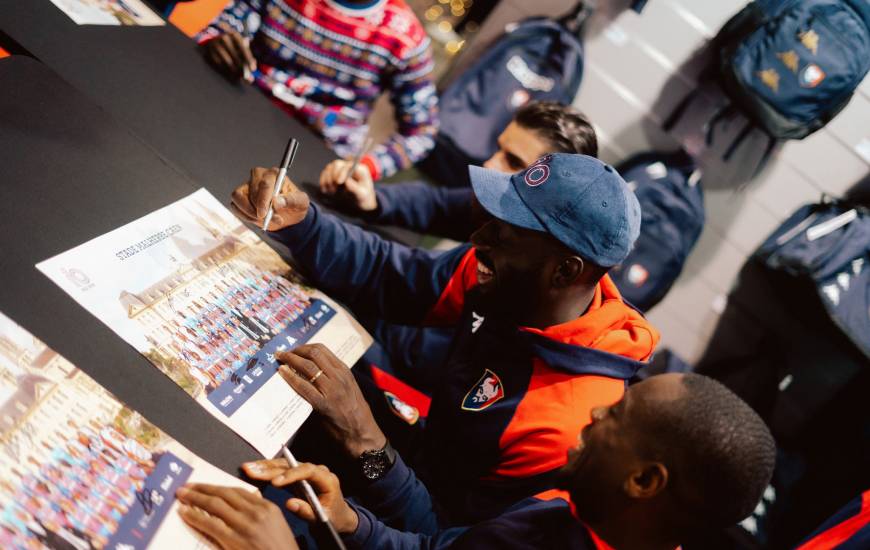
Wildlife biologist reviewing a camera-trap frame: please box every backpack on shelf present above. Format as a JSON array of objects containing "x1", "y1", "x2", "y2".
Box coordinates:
[
  {"x1": 420, "y1": 3, "x2": 590, "y2": 186},
  {"x1": 665, "y1": 0, "x2": 870, "y2": 172},
  {"x1": 755, "y1": 198, "x2": 870, "y2": 359},
  {"x1": 609, "y1": 150, "x2": 705, "y2": 312}
]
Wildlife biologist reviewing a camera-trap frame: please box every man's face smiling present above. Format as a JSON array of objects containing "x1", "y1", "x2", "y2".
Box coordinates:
[{"x1": 469, "y1": 217, "x2": 558, "y2": 317}]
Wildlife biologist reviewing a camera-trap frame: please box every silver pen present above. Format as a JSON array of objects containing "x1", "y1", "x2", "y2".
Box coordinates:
[
  {"x1": 262, "y1": 138, "x2": 299, "y2": 231},
  {"x1": 339, "y1": 136, "x2": 374, "y2": 187},
  {"x1": 281, "y1": 446, "x2": 347, "y2": 550}
]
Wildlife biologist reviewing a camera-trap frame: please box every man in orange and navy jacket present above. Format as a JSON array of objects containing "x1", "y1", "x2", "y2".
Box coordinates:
[
  {"x1": 180, "y1": 373, "x2": 777, "y2": 550},
  {"x1": 230, "y1": 153, "x2": 660, "y2": 526}
]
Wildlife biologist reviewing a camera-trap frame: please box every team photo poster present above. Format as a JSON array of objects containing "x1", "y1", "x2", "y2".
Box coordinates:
[
  {"x1": 48, "y1": 0, "x2": 165, "y2": 26},
  {"x1": 0, "y1": 310, "x2": 252, "y2": 549},
  {"x1": 37, "y1": 189, "x2": 371, "y2": 456}
]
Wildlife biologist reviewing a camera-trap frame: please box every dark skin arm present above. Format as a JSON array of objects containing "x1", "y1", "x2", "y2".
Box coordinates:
[{"x1": 277, "y1": 343, "x2": 387, "y2": 458}]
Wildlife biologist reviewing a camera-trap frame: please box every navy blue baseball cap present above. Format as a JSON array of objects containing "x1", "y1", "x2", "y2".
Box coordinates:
[{"x1": 469, "y1": 153, "x2": 641, "y2": 267}]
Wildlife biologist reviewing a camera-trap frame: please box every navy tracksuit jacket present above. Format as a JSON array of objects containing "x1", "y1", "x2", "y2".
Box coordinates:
[
  {"x1": 272, "y1": 204, "x2": 658, "y2": 524},
  {"x1": 342, "y1": 453, "x2": 597, "y2": 550}
]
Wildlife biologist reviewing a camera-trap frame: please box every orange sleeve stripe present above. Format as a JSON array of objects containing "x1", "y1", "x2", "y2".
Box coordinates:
[
  {"x1": 168, "y1": 0, "x2": 228, "y2": 38},
  {"x1": 0, "y1": 47, "x2": 9, "y2": 59},
  {"x1": 492, "y1": 359, "x2": 625, "y2": 478},
  {"x1": 796, "y1": 490, "x2": 870, "y2": 550},
  {"x1": 534, "y1": 488, "x2": 570, "y2": 502},
  {"x1": 423, "y1": 248, "x2": 478, "y2": 326}
]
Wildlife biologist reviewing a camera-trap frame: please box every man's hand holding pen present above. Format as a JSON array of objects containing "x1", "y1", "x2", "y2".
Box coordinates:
[{"x1": 231, "y1": 167, "x2": 310, "y2": 232}]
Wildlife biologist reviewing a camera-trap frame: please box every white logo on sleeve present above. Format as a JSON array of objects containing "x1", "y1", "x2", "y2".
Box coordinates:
[{"x1": 471, "y1": 311, "x2": 485, "y2": 334}]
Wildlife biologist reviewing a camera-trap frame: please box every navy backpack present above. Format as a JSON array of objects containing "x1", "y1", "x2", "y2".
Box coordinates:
[
  {"x1": 609, "y1": 151, "x2": 705, "y2": 312},
  {"x1": 755, "y1": 199, "x2": 870, "y2": 359},
  {"x1": 666, "y1": 0, "x2": 870, "y2": 170},
  {"x1": 420, "y1": 5, "x2": 588, "y2": 186}
]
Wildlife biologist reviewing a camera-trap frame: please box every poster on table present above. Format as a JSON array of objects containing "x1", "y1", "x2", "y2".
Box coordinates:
[
  {"x1": 48, "y1": 0, "x2": 165, "y2": 26},
  {"x1": 37, "y1": 188, "x2": 371, "y2": 457},
  {"x1": 0, "y1": 310, "x2": 251, "y2": 549}
]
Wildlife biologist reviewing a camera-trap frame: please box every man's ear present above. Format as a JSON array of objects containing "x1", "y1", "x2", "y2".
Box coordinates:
[
  {"x1": 552, "y1": 256, "x2": 585, "y2": 288},
  {"x1": 624, "y1": 463, "x2": 668, "y2": 500}
]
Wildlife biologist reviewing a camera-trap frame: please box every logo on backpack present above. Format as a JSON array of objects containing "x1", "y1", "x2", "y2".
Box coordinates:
[
  {"x1": 461, "y1": 369, "x2": 505, "y2": 411},
  {"x1": 384, "y1": 391, "x2": 420, "y2": 425},
  {"x1": 776, "y1": 50, "x2": 799, "y2": 73},
  {"x1": 509, "y1": 89, "x2": 531, "y2": 108},
  {"x1": 799, "y1": 29, "x2": 819, "y2": 55},
  {"x1": 758, "y1": 68, "x2": 781, "y2": 92},
  {"x1": 506, "y1": 55, "x2": 555, "y2": 92},
  {"x1": 627, "y1": 264, "x2": 649, "y2": 287},
  {"x1": 800, "y1": 64, "x2": 826, "y2": 88}
]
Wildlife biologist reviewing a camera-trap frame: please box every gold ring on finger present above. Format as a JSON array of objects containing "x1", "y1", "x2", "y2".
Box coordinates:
[{"x1": 308, "y1": 370, "x2": 323, "y2": 384}]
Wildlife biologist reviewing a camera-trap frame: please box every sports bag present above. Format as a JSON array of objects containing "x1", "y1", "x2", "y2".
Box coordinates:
[
  {"x1": 717, "y1": 0, "x2": 870, "y2": 140},
  {"x1": 665, "y1": 0, "x2": 870, "y2": 173},
  {"x1": 755, "y1": 198, "x2": 870, "y2": 358},
  {"x1": 609, "y1": 150, "x2": 704, "y2": 312},
  {"x1": 421, "y1": 5, "x2": 588, "y2": 186}
]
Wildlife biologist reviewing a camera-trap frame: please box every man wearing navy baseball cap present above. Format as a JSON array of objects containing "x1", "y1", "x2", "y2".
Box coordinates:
[
  {"x1": 231, "y1": 153, "x2": 659, "y2": 525},
  {"x1": 467, "y1": 153, "x2": 642, "y2": 325}
]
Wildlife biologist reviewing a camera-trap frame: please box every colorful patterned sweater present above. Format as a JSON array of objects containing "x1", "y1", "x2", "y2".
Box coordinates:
[{"x1": 198, "y1": 0, "x2": 439, "y2": 180}]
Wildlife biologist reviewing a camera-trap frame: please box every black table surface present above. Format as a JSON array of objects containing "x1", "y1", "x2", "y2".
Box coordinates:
[
  {"x1": 0, "y1": 0, "x2": 334, "y2": 196},
  {"x1": 0, "y1": 55, "x2": 262, "y2": 474}
]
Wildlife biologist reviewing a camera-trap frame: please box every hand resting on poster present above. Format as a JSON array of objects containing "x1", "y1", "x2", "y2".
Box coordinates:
[
  {"x1": 244, "y1": 459, "x2": 359, "y2": 533},
  {"x1": 176, "y1": 461, "x2": 359, "y2": 549},
  {"x1": 278, "y1": 344, "x2": 387, "y2": 458},
  {"x1": 231, "y1": 167, "x2": 311, "y2": 231},
  {"x1": 176, "y1": 483, "x2": 299, "y2": 550}
]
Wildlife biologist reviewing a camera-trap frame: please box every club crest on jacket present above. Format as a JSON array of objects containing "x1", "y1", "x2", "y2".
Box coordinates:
[{"x1": 461, "y1": 369, "x2": 505, "y2": 411}]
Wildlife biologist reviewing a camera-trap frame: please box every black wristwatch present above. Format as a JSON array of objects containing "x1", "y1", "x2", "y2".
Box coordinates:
[{"x1": 358, "y1": 441, "x2": 397, "y2": 482}]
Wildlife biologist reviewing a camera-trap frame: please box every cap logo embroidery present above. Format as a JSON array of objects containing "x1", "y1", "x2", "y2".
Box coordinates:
[
  {"x1": 524, "y1": 158, "x2": 551, "y2": 187},
  {"x1": 461, "y1": 369, "x2": 505, "y2": 411}
]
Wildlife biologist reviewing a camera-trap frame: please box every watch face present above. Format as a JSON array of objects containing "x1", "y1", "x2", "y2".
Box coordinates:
[{"x1": 360, "y1": 450, "x2": 388, "y2": 481}]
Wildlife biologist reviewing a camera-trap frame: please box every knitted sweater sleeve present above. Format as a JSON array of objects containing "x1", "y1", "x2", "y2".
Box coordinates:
[
  {"x1": 195, "y1": 0, "x2": 263, "y2": 43},
  {"x1": 361, "y1": 37, "x2": 439, "y2": 180}
]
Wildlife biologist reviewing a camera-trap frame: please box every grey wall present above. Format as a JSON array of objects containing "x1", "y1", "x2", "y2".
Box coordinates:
[{"x1": 453, "y1": 0, "x2": 869, "y2": 362}]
